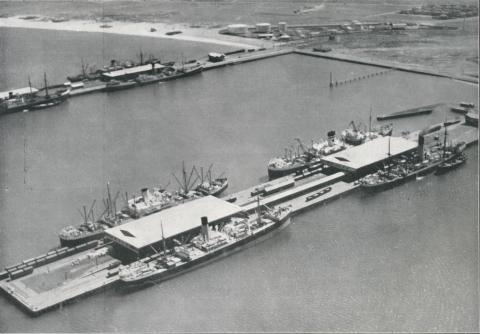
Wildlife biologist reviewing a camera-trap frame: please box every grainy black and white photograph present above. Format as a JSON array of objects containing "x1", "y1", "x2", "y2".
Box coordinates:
[{"x1": 0, "y1": 0, "x2": 478, "y2": 332}]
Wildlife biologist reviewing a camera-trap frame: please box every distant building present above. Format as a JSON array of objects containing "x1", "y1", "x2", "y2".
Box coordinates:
[
  {"x1": 227, "y1": 24, "x2": 249, "y2": 35},
  {"x1": 278, "y1": 22, "x2": 287, "y2": 33},
  {"x1": 255, "y1": 23, "x2": 271, "y2": 33},
  {"x1": 208, "y1": 53, "x2": 225, "y2": 62}
]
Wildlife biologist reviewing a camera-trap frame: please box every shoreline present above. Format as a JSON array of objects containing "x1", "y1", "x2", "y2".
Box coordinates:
[{"x1": 0, "y1": 16, "x2": 269, "y2": 49}]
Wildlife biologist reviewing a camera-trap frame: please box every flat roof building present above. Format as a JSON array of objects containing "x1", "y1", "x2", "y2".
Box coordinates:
[
  {"x1": 105, "y1": 196, "x2": 243, "y2": 257},
  {"x1": 102, "y1": 63, "x2": 166, "y2": 80},
  {"x1": 321, "y1": 136, "x2": 418, "y2": 174}
]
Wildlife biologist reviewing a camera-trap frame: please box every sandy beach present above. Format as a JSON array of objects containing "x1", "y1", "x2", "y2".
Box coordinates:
[{"x1": 0, "y1": 16, "x2": 269, "y2": 49}]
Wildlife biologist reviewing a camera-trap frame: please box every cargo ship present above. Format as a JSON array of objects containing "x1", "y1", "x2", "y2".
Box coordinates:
[
  {"x1": 59, "y1": 188, "x2": 132, "y2": 247},
  {"x1": 359, "y1": 126, "x2": 466, "y2": 192},
  {"x1": 0, "y1": 75, "x2": 70, "y2": 115},
  {"x1": 268, "y1": 122, "x2": 393, "y2": 180},
  {"x1": 59, "y1": 172, "x2": 228, "y2": 246},
  {"x1": 341, "y1": 121, "x2": 367, "y2": 145},
  {"x1": 134, "y1": 63, "x2": 203, "y2": 86},
  {"x1": 118, "y1": 204, "x2": 292, "y2": 289},
  {"x1": 268, "y1": 131, "x2": 345, "y2": 179},
  {"x1": 123, "y1": 177, "x2": 227, "y2": 219}
]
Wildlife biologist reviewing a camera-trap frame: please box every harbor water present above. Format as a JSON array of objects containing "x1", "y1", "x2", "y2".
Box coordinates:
[{"x1": 0, "y1": 27, "x2": 478, "y2": 332}]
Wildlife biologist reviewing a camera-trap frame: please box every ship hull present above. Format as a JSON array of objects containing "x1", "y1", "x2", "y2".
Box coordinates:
[
  {"x1": 119, "y1": 214, "x2": 291, "y2": 290},
  {"x1": 435, "y1": 158, "x2": 466, "y2": 175},
  {"x1": 1, "y1": 93, "x2": 69, "y2": 115},
  {"x1": 160, "y1": 66, "x2": 203, "y2": 82},
  {"x1": 361, "y1": 154, "x2": 461, "y2": 193},
  {"x1": 59, "y1": 230, "x2": 105, "y2": 248},
  {"x1": 103, "y1": 82, "x2": 137, "y2": 92}
]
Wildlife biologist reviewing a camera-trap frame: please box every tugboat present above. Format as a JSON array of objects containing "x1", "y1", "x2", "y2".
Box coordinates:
[
  {"x1": 0, "y1": 74, "x2": 70, "y2": 115},
  {"x1": 267, "y1": 131, "x2": 345, "y2": 179},
  {"x1": 118, "y1": 202, "x2": 292, "y2": 289}
]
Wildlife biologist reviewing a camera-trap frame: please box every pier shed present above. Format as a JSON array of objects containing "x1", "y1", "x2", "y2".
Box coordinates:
[
  {"x1": 105, "y1": 196, "x2": 243, "y2": 259},
  {"x1": 101, "y1": 63, "x2": 166, "y2": 81},
  {"x1": 321, "y1": 136, "x2": 418, "y2": 175}
]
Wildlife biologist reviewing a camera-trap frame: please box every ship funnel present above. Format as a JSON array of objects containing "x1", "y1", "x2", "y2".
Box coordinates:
[
  {"x1": 110, "y1": 59, "x2": 116, "y2": 67},
  {"x1": 201, "y1": 216, "x2": 209, "y2": 241},
  {"x1": 327, "y1": 130, "x2": 336, "y2": 146},
  {"x1": 417, "y1": 134, "x2": 425, "y2": 161},
  {"x1": 141, "y1": 188, "x2": 149, "y2": 201}
]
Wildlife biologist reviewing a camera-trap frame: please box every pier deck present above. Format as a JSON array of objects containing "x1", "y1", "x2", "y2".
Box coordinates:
[
  {"x1": 407, "y1": 119, "x2": 478, "y2": 147},
  {"x1": 203, "y1": 48, "x2": 293, "y2": 71},
  {"x1": 0, "y1": 247, "x2": 120, "y2": 315}
]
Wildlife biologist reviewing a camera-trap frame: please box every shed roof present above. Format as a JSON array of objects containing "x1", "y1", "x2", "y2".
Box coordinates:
[
  {"x1": 321, "y1": 136, "x2": 418, "y2": 172},
  {"x1": 102, "y1": 63, "x2": 165, "y2": 78},
  {"x1": 105, "y1": 196, "x2": 243, "y2": 251}
]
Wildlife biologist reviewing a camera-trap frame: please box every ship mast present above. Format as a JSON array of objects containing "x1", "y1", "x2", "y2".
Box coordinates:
[
  {"x1": 28, "y1": 76, "x2": 33, "y2": 94},
  {"x1": 43, "y1": 73, "x2": 49, "y2": 97},
  {"x1": 369, "y1": 106, "x2": 372, "y2": 133},
  {"x1": 160, "y1": 221, "x2": 167, "y2": 255},
  {"x1": 442, "y1": 122, "x2": 448, "y2": 159},
  {"x1": 387, "y1": 135, "x2": 391, "y2": 175}
]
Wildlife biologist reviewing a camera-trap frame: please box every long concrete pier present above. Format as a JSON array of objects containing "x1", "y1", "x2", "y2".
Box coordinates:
[{"x1": 64, "y1": 45, "x2": 477, "y2": 99}]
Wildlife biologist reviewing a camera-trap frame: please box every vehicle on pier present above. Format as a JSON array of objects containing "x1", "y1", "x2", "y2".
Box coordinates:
[
  {"x1": 118, "y1": 203, "x2": 292, "y2": 289},
  {"x1": 305, "y1": 186, "x2": 332, "y2": 201}
]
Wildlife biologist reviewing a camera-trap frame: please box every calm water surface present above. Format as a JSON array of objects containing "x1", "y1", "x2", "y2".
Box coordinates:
[{"x1": 0, "y1": 28, "x2": 478, "y2": 332}]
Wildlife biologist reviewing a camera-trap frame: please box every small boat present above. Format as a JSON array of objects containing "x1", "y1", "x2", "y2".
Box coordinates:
[
  {"x1": 460, "y1": 102, "x2": 475, "y2": 108},
  {"x1": 166, "y1": 30, "x2": 182, "y2": 35},
  {"x1": 435, "y1": 154, "x2": 467, "y2": 175},
  {"x1": 305, "y1": 186, "x2": 332, "y2": 202}
]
